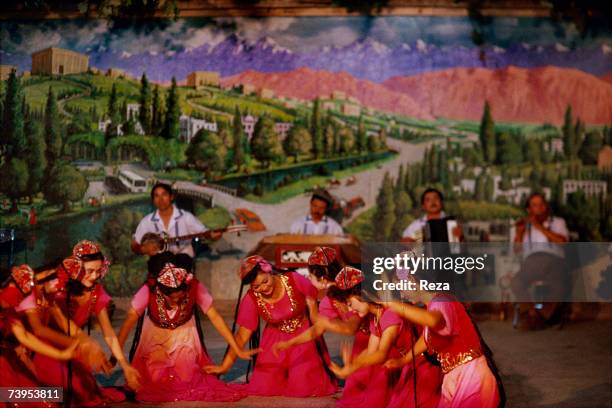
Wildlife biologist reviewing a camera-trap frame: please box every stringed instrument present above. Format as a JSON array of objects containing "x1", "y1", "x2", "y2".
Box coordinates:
[{"x1": 159, "y1": 224, "x2": 247, "y2": 251}]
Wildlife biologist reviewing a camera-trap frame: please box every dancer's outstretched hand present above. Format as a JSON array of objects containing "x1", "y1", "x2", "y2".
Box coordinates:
[
  {"x1": 236, "y1": 347, "x2": 262, "y2": 360},
  {"x1": 58, "y1": 339, "x2": 79, "y2": 360},
  {"x1": 329, "y1": 361, "x2": 351, "y2": 379},
  {"x1": 271, "y1": 341, "x2": 289, "y2": 357},
  {"x1": 203, "y1": 364, "x2": 228, "y2": 375},
  {"x1": 123, "y1": 365, "x2": 142, "y2": 390}
]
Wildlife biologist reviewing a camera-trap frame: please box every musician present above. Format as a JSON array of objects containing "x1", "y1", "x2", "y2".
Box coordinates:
[
  {"x1": 512, "y1": 193, "x2": 569, "y2": 323},
  {"x1": 289, "y1": 189, "x2": 343, "y2": 236},
  {"x1": 401, "y1": 188, "x2": 461, "y2": 242},
  {"x1": 132, "y1": 183, "x2": 221, "y2": 258}
]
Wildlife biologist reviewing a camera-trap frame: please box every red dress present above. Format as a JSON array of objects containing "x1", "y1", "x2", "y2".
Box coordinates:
[
  {"x1": 129, "y1": 279, "x2": 244, "y2": 402},
  {"x1": 21, "y1": 284, "x2": 125, "y2": 407},
  {"x1": 236, "y1": 272, "x2": 337, "y2": 397},
  {"x1": 425, "y1": 295, "x2": 499, "y2": 408}
]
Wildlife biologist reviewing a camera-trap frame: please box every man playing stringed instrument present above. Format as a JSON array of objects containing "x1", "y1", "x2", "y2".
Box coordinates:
[{"x1": 132, "y1": 182, "x2": 223, "y2": 258}]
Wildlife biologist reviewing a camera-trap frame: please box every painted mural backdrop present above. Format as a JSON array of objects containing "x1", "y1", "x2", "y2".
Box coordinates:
[{"x1": 1, "y1": 17, "x2": 611, "y2": 294}]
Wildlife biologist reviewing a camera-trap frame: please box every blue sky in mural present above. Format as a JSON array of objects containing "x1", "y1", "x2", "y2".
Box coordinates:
[{"x1": 1, "y1": 17, "x2": 610, "y2": 82}]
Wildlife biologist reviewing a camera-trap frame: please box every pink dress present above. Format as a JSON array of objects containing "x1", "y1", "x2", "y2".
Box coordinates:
[
  {"x1": 0, "y1": 308, "x2": 57, "y2": 408},
  {"x1": 426, "y1": 296, "x2": 500, "y2": 408},
  {"x1": 22, "y1": 284, "x2": 125, "y2": 407},
  {"x1": 236, "y1": 272, "x2": 337, "y2": 397},
  {"x1": 130, "y1": 279, "x2": 244, "y2": 402}
]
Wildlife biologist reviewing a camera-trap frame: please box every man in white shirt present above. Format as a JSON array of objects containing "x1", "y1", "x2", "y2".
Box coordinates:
[
  {"x1": 131, "y1": 182, "x2": 221, "y2": 258},
  {"x1": 289, "y1": 189, "x2": 344, "y2": 236},
  {"x1": 401, "y1": 188, "x2": 461, "y2": 242},
  {"x1": 512, "y1": 193, "x2": 569, "y2": 322}
]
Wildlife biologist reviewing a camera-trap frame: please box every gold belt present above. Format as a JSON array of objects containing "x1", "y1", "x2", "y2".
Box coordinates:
[
  {"x1": 437, "y1": 348, "x2": 483, "y2": 374},
  {"x1": 274, "y1": 316, "x2": 304, "y2": 334}
]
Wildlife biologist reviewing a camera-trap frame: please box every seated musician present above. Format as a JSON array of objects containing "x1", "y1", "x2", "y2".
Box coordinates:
[
  {"x1": 401, "y1": 188, "x2": 461, "y2": 242},
  {"x1": 289, "y1": 189, "x2": 344, "y2": 236},
  {"x1": 131, "y1": 182, "x2": 221, "y2": 258}
]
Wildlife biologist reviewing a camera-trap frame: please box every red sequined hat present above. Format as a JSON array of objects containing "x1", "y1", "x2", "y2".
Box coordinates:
[
  {"x1": 72, "y1": 240, "x2": 110, "y2": 277},
  {"x1": 11, "y1": 264, "x2": 35, "y2": 295},
  {"x1": 335, "y1": 266, "x2": 364, "y2": 290},
  {"x1": 157, "y1": 263, "x2": 193, "y2": 288},
  {"x1": 239, "y1": 255, "x2": 272, "y2": 280},
  {"x1": 56, "y1": 256, "x2": 84, "y2": 290},
  {"x1": 308, "y1": 247, "x2": 337, "y2": 267}
]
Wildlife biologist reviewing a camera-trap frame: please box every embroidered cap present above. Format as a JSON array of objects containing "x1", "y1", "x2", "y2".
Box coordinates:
[
  {"x1": 308, "y1": 246, "x2": 337, "y2": 267},
  {"x1": 11, "y1": 264, "x2": 35, "y2": 295},
  {"x1": 239, "y1": 255, "x2": 272, "y2": 280},
  {"x1": 72, "y1": 240, "x2": 110, "y2": 277},
  {"x1": 335, "y1": 266, "x2": 364, "y2": 290},
  {"x1": 57, "y1": 256, "x2": 84, "y2": 289},
  {"x1": 157, "y1": 263, "x2": 193, "y2": 289}
]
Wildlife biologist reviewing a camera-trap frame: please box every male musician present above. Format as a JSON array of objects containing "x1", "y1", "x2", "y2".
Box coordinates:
[
  {"x1": 401, "y1": 188, "x2": 461, "y2": 242},
  {"x1": 511, "y1": 193, "x2": 569, "y2": 321},
  {"x1": 131, "y1": 182, "x2": 221, "y2": 258},
  {"x1": 289, "y1": 189, "x2": 344, "y2": 236}
]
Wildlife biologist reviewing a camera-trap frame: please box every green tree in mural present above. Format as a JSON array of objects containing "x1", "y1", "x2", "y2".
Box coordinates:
[
  {"x1": 355, "y1": 115, "x2": 366, "y2": 153},
  {"x1": 562, "y1": 105, "x2": 575, "y2": 158},
  {"x1": 0, "y1": 159, "x2": 29, "y2": 212},
  {"x1": 495, "y1": 132, "x2": 523, "y2": 165},
  {"x1": 162, "y1": 77, "x2": 180, "y2": 140},
  {"x1": 378, "y1": 127, "x2": 387, "y2": 150},
  {"x1": 283, "y1": 125, "x2": 311, "y2": 163},
  {"x1": 185, "y1": 128, "x2": 226, "y2": 179},
  {"x1": 474, "y1": 173, "x2": 486, "y2": 201},
  {"x1": 523, "y1": 138, "x2": 542, "y2": 164},
  {"x1": 479, "y1": 101, "x2": 496, "y2": 164},
  {"x1": 574, "y1": 117, "x2": 585, "y2": 155},
  {"x1": 43, "y1": 164, "x2": 88, "y2": 212},
  {"x1": 251, "y1": 115, "x2": 283, "y2": 168},
  {"x1": 106, "y1": 83, "x2": 121, "y2": 140},
  {"x1": 44, "y1": 87, "x2": 62, "y2": 170},
  {"x1": 373, "y1": 172, "x2": 396, "y2": 241},
  {"x1": 25, "y1": 119, "x2": 46, "y2": 201},
  {"x1": 151, "y1": 85, "x2": 163, "y2": 136},
  {"x1": 395, "y1": 165, "x2": 405, "y2": 197},
  {"x1": 310, "y1": 98, "x2": 323, "y2": 158},
  {"x1": 324, "y1": 121, "x2": 335, "y2": 156},
  {"x1": 232, "y1": 106, "x2": 245, "y2": 171},
  {"x1": 139, "y1": 73, "x2": 152, "y2": 134},
  {"x1": 579, "y1": 130, "x2": 603, "y2": 165},
  {"x1": 1, "y1": 70, "x2": 26, "y2": 161},
  {"x1": 392, "y1": 190, "x2": 413, "y2": 241},
  {"x1": 337, "y1": 126, "x2": 355, "y2": 155}
]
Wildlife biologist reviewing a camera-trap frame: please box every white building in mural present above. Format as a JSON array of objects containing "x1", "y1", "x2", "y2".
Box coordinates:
[
  {"x1": 241, "y1": 115, "x2": 294, "y2": 141},
  {"x1": 127, "y1": 103, "x2": 140, "y2": 120},
  {"x1": 274, "y1": 122, "x2": 294, "y2": 139},
  {"x1": 562, "y1": 179, "x2": 607, "y2": 203},
  {"x1": 98, "y1": 119, "x2": 123, "y2": 136},
  {"x1": 179, "y1": 114, "x2": 218, "y2": 143}
]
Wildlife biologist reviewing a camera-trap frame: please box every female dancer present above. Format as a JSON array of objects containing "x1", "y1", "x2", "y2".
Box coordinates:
[
  {"x1": 1, "y1": 265, "x2": 79, "y2": 394},
  {"x1": 383, "y1": 273, "x2": 502, "y2": 408},
  {"x1": 23, "y1": 241, "x2": 140, "y2": 406},
  {"x1": 117, "y1": 256, "x2": 256, "y2": 402},
  {"x1": 329, "y1": 266, "x2": 442, "y2": 408},
  {"x1": 204, "y1": 255, "x2": 337, "y2": 397}
]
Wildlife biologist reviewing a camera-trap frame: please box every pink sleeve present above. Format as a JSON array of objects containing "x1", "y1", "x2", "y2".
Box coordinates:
[
  {"x1": 428, "y1": 300, "x2": 459, "y2": 337},
  {"x1": 196, "y1": 281, "x2": 213, "y2": 313},
  {"x1": 291, "y1": 272, "x2": 317, "y2": 299},
  {"x1": 130, "y1": 285, "x2": 150, "y2": 316},
  {"x1": 318, "y1": 296, "x2": 340, "y2": 319},
  {"x1": 93, "y1": 285, "x2": 112, "y2": 316},
  {"x1": 15, "y1": 293, "x2": 36, "y2": 313},
  {"x1": 380, "y1": 309, "x2": 403, "y2": 332},
  {"x1": 236, "y1": 293, "x2": 259, "y2": 332}
]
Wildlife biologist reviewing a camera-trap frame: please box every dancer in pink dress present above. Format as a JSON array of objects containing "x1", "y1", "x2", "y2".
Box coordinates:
[
  {"x1": 384, "y1": 276, "x2": 502, "y2": 408},
  {"x1": 117, "y1": 258, "x2": 256, "y2": 402},
  {"x1": 0, "y1": 265, "x2": 79, "y2": 406},
  {"x1": 23, "y1": 241, "x2": 140, "y2": 406},
  {"x1": 205, "y1": 255, "x2": 337, "y2": 397},
  {"x1": 329, "y1": 267, "x2": 442, "y2": 408}
]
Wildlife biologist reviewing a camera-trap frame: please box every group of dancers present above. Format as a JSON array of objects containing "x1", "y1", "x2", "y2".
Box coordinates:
[{"x1": 0, "y1": 238, "x2": 503, "y2": 407}]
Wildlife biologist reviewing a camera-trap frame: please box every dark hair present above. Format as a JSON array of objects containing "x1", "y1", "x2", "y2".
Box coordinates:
[
  {"x1": 147, "y1": 251, "x2": 175, "y2": 278},
  {"x1": 241, "y1": 263, "x2": 262, "y2": 285},
  {"x1": 311, "y1": 189, "x2": 333, "y2": 208},
  {"x1": 420, "y1": 188, "x2": 444, "y2": 205},
  {"x1": 150, "y1": 182, "x2": 174, "y2": 201},
  {"x1": 0, "y1": 267, "x2": 11, "y2": 288},
  {"x1": 308, "y1": 259, "x2": 342, "y2": 282},
  {"x1": 328, "y1": 283, "x2": 362, "y2": 303},
  {"x1": 525, "y1": 192, "x2": 547, "y2": 209},
  {"x1": 173, "y1": 254, "x2": 194, "y2": 273},
  {"x1": 80, "y1": 252, "x2": 105, "y2": 263},
  {"x1": 66, "y1": 279, "x2": 89, "y2": 296}
]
